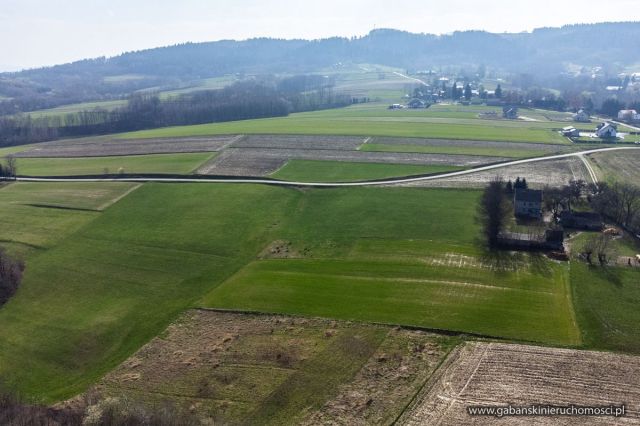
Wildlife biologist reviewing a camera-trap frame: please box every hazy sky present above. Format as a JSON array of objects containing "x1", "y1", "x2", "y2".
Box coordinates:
[{"x1": 1, "y1": 0, "x2": 638, "y2": 71}]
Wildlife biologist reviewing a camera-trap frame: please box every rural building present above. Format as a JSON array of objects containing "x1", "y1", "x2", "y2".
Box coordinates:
[
  {"x1": 503, "y1": 107, "x2": 518, "y2": 119},
  {"x1": 562, "y1": 126, "x2": 580, "y2": 137},
  {"x1": 559, "y1": 211, "x2": 603, "y2": 231},
  {"x1": 498, "y1": 229, "x2": 564, "y2": 251},
  {"x1": 407, "y1": 98, "x2": 427, "y2": 109},
  {"x1": 618, "y1": 109, "x2": 640, "y2": 122},
  {"x1": 573, "y1": 109, "x2": 590, "y2": 122},
  {"x1": 596, "y1": 122, "x2": 617, "y2": 139},
  {"x1": 514, "y1": 188, "x2": 543, "y2": 219}
]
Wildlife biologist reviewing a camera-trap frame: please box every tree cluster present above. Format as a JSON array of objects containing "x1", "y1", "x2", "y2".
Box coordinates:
[
  {"x1": 0, "y1": 157, "x2": 17, "y2": 178},
  {"x1": 589, "y1": 182, "x2": 640, "y2": 233},
  {"x1": 543, "y1": 179, "x2": 587, "y2": 219},
  {"x1": 581, "y1": 233, "x2": 615, "y2": 266},
  {"x1": 0, "y1": 80, "x2": 354, "y2": 147},
  {"x1": 477, "y1": 177, "x2": 513, "y2": 247}
]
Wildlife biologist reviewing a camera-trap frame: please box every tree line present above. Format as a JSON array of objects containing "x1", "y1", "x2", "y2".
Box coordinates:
[{"x1": 0, "y1": 81, "x2": 356, "y2": 147}]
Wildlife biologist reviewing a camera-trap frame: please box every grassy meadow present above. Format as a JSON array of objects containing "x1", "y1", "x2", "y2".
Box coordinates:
[
  {"x1": 203, "y1": 188, "x2": 580, "y2": 345},
  {"x1": 118, "y1": 103, "x2": 572, "y2": 144},
  {"x1": 572, "y1": 263, "x2": 640, "y2": 353},
  {"x1": 271, "y1": 160, "x2": 461, "y2": 182},
  {"x1": 360, "y1": 142, "x2": 558, "y2": 158},
  {"x1": 15, "y1": 152, "x2": 214, "y2": 176}
]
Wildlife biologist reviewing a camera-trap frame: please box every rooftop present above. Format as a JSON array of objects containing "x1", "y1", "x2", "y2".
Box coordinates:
[{"x1": 515, "y1": 188, "x2": 543, "y2": 203}]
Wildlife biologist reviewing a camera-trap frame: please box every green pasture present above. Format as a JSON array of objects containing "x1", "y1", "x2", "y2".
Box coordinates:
[
  {"x1": 271, "y1": 160, "x2": 461, "y2": 182},
  {"x1": 360, "y1": 142, "x2": 554, "y2": 158},
  {"x1": 118, "y1": 103, "x2": 572, "y2": 144},
  {"x1": 572, "y1": 263, "x2": 640, "y2": 353},
  {"x1": 15, "y1": 152, "x2": 213, "y2": 176}
]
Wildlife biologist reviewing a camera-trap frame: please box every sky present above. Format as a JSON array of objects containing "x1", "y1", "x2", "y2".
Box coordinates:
[{"x1": 1, "y1": 0, "x2": 638, "y2": 72}]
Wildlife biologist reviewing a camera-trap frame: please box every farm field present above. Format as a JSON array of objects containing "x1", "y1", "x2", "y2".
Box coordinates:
[
  {"x1": 118, "y1": 104, "x2": 572, "y2": 144},
  {"x1": 271, "y1": 160, "x2": 461, "y2": 182},
  {"x1": 399, "y1": 342, "x2": 640, "y2": 425},
  {"x1": 360, "y1": 138, "x2": 572, "y2": 158},
  {"x1": 96, "y1": 310, "x2": 456, "y2": 425},
  {"x1": 0, "y1": 184, "x2": 580, "y2": 403},
  {"x1": 197, "y1": 147, "x2": 497, "y2": 177},
  {"x1": 0, "y1": 182, "x2": 138, "y2": 258},
  {"x1": 571, "y1": 262, "x2": 640, "y2": 353},
  {"x1": 203, "y1": 188, "x2": 580, "y2": 345},
  {"x1": 10, "y1": 135, "x2": 236, "y2": 158},
  {"x1": 15, "y1": 152, "x2": 214, "y2": 176},
  {"x1": 400, "y1": 157, "x2": 591, "y2": 189},
  {"x1": 587, "y1": 149, "x2": 640, "y2": 182},
  {"x1": 0, "y1": 183, "x2": 299, "y2": 401}
]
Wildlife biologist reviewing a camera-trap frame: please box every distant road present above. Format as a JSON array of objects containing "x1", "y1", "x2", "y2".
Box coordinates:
[
  {"x1": 6, "y1": 146, "x2": 640, "y2": 188},
  {"x1": 392, "y1": 71, "x2": 429, "y2": 86}
]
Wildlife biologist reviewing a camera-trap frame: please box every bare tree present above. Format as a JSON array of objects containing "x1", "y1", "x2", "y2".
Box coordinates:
[
  {"x1": 6, "y1": 156, "x2": 16, "y2": 178},
  {"x1": 618, "y1": 183, "x2": 640, "y2": 228},
  {"x1": 584, "y1": 233, "x2": 615, "y2": 266}
]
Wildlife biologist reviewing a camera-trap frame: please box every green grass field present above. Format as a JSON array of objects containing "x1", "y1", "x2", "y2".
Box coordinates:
[
  {"x1": 0, "y1": 183, "x2": 298, "y2": 402},
  {"x1": 15, "y1": 152, "x2": 214, "y2": 176},
  {"x1": 0, "y1": 182, "x2": 137, "y2": 258},
  {"x1": 271, "y1": 160, "x2": 461, "y2": 182},
  {"x1": 118, "y1": 104, "x2": 571, "y2": 144},
  {"x1": 360, "y1": 143, "x2": 555, "y2": 158},
  {"x1": 572, "y1": 263, "x2": 640, "y2": 353},
  {"x1": 202, "y1": 188, "x2": 580, "y2": 345}
]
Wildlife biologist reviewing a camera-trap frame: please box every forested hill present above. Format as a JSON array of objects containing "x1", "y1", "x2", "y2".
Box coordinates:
[
  {"x1": 12, "y1": 22, "x2": 640, "y2": 77},
  {"x1": 1, "y1": 22, "x2": 639, "y2": 113}
]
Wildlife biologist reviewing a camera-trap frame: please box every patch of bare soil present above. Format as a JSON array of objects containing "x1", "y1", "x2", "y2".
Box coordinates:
[
  {"x1": 232, "y1": 134, "x2": 366, "y2": 151},
  {"x1": 258, "y1": 240, "x2": 310, "y2": 259},
  {"x1": 394, "y1": 158, "x2": 590, "y2": 189},
  {"x1": 301, "y1": 329, "x2": 452, "y2": 426},
  {"x1": 88, "y1": 311, "x2": 452, "y2": 425},
  {"x1": 371, "y1": 137, "x2": 572, "y2": 153},
  {"x1": 399, "y1": 342, "x2": 640, "y2": 425},
  {"x1": 197, "y1": 148, "x2": 505, "y2": 176},
  {"x1": 14, "y1": 136, "x2": 237, "y2": 158}
]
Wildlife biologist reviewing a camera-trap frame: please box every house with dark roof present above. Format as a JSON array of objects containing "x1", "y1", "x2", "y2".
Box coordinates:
[
  {"x1": 514, "y1": 188, "x2": 543, "y2": 219},
  {"x1": 407, "y1": 98, "x2": 427, "y2": 109},
  {"x1": 503, "y1": 106, "x2": 518, "y2": 119},
  {"x1": 559, "y1": 211, "x2": 603, "y2": 231}
]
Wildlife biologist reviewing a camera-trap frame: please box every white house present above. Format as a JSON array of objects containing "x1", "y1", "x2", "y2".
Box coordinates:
[
  {"x1": 618, "y1": 109, "x2": 640, "y2": 122},
  {"x1": 596, "y1": 123, "x2": 617, "y2": 139},
  {"x1": 573, "y1": 109, "x2": 590, "y2": 123},
  {"x1": 562, "y1": 126, "x2": 580, "y2": 137}
]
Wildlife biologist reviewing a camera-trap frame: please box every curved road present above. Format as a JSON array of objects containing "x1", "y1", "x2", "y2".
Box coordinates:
[{"x1": 7, "y1": 146, "x2": 640, "y2": 188}]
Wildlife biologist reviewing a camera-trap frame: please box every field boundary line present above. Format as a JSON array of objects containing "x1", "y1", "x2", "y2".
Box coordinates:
[
  {"x1": 578, "y1": 154, "x2": 598, "y2": 184},
  {"x1": 393, "y1": 343, "x2": 467, "y2": 425},
  {"x1": 97, "y1": 183, "x2": 142, "y2": 211},
  {"x1": 392, "y1": 342, "x2": 464, "y2": 425}
]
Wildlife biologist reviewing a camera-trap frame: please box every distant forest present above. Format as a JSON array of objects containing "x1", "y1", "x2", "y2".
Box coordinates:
[
  {"x1": 1, "y1": 22, "x2": 639, "y2": 115},
  {"x1": 0, "y1": 78, "x2": 357, "y2": 146}
]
